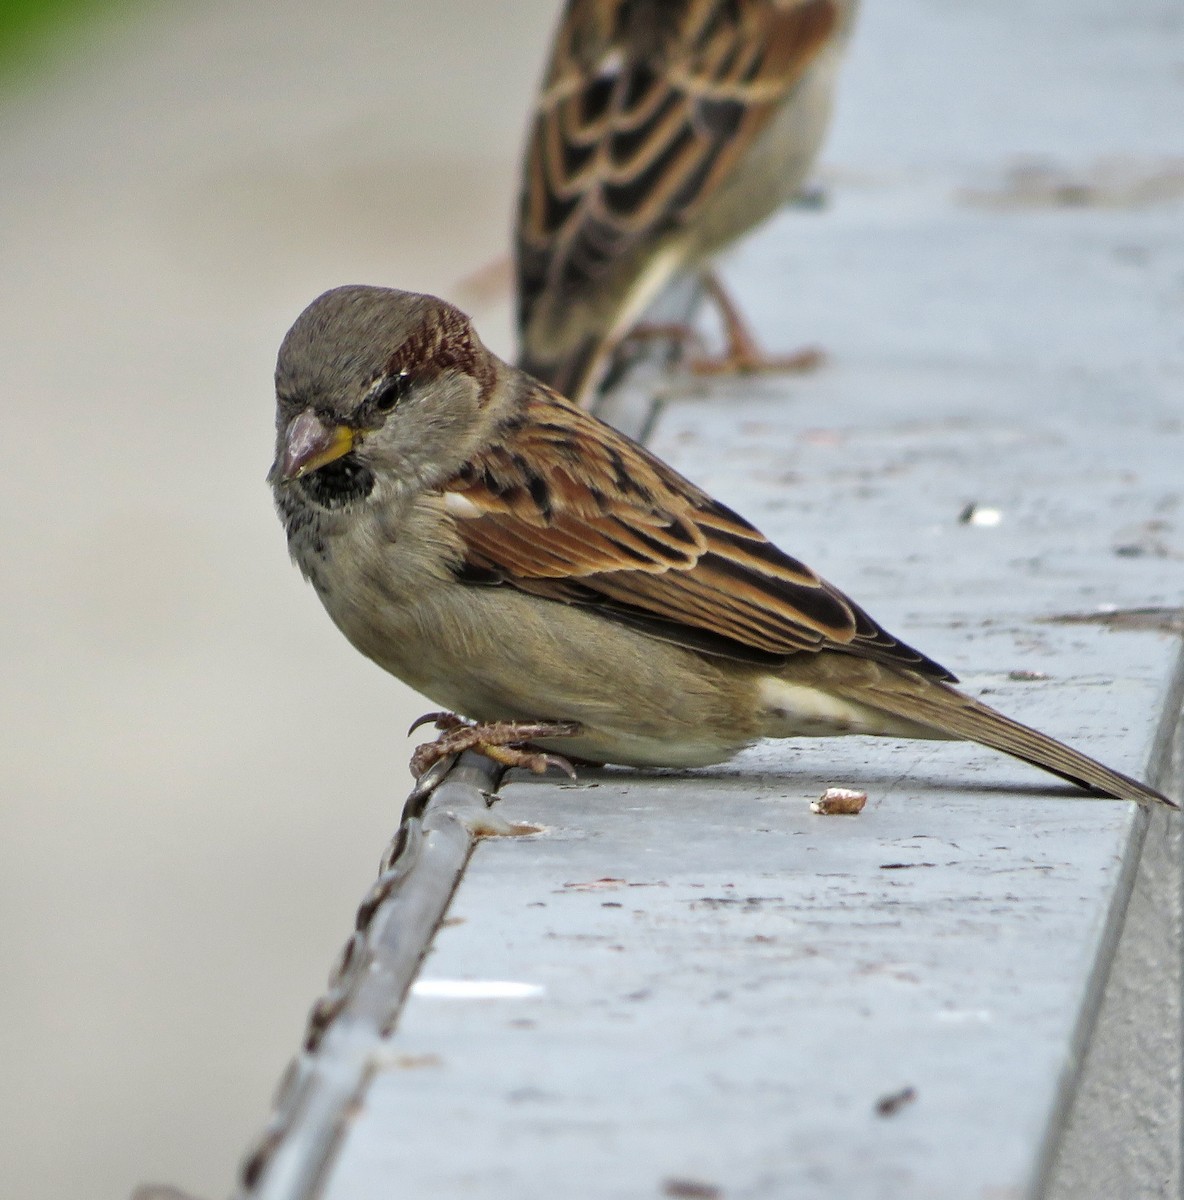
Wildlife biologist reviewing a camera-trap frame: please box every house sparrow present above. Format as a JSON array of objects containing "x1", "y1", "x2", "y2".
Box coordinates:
[
  {"x1": 270, "y1": 286, "x2": 1172, "y2": 808},
  {"x1": 515, "y1": 0, "x2": 859, "y2": 406}
]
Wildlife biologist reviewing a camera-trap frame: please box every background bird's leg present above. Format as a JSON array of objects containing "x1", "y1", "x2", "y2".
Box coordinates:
[
  {"x1": 616, "y1": 321, "x2": 709, "y2": 358},
  {"x1": 691, "y1": 270, "x2": 825, "y2": 376},
  {"x1": 615, "y1": 272, "x2": 825, "y2": 383}
]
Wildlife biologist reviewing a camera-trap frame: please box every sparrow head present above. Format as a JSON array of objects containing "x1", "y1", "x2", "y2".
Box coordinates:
[{"x1": 269, "y1": 285, "x2": 498, "y2": 507}]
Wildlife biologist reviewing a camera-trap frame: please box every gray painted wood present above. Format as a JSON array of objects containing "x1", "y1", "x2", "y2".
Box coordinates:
[
  {"x1": 242, "y1": 0, "x2": 1184, "y2": 1195},
  {"x1": 317, "y1": 376, "x2": 1183, "y2": 1200},
  {"x1": 238, "y1": 754, "x2": 502, "y2": 1200}
]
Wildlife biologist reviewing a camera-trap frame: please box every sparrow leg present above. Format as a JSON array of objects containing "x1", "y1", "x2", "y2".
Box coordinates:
[
  {"x1": 614, "y1": 321, "x2": 711, "y2": 371},
  {"x1": 616, "y1": 274, "x2": 824, "y2": 380},
  {"x1": 690, "y1": 271, "x2": 825, "y2": 376},
  {"x1": 408, "y1": 712, "x2": 584, "y2": 781}
]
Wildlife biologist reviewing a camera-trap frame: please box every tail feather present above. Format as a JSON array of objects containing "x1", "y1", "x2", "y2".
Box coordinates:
[{"x1": 836, "y1": 672, "x2": 1174, "y2": 807}]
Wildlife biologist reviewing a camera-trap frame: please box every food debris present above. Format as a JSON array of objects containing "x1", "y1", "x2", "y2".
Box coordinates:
[
  {"x1": 958, "y1": 502, "x2": 1003, "y2": 526},
  {"x1": 392, "y1": 1054, "x2": 442, "y2": 1070},
  {"x1": 957, "y1": 157, "x2": 1184, "y2": 211},
  {"x1": 875, "y1": 1085, "x2": 918, "y2": 1117},
  {"x1": 1045, "y1": 606, "x2": 1184, "y2": 634},
  {"x1": 663, "y1": 1179, "x2": 722, "y2": 1199},
  {"x1": 811, "y1": 787, "x2": 868, "y2": 815}
]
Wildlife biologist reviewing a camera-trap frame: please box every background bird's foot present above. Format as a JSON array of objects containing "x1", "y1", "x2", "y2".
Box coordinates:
[
  {"x1": 408, "y1": 712, "x2": 584, "y2": 780},
  {"x1": 689, "y1": 341, "x2": 825, "y2": 376},
  {"x1": 618, "y1": 321, "x2": 707, "y2": 358},
  {"x1": 619, "y1": 273, "x2": 824, "y2": 382},
  {"x1": 690, "y1": 270, "x2": 825, "y2": 377}
]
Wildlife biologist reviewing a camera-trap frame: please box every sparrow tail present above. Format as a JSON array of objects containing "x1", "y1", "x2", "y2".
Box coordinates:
[{"x1": 839, "y1": 673, "x2": 1174, "y2": 807}]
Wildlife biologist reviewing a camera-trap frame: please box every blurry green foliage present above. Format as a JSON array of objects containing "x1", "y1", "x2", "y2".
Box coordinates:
[{"x1": 0, "y1": 0, "x2": 135, "y2": 68}]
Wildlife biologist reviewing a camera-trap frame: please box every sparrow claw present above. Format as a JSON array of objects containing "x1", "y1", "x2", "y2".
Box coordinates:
[
  {"x1": 689, "y1": 270, "x2": 824, "y2": 378},
  {"x1": 618, "y1": 282, "x2": 824, "y2": 381},
  {"x1": 690, "y1": 344, "x2": 826, "y2": 377},
  {"x1": 407, "y1": 710, "x2": 463, "y2": 736},
  {"x1": 537, "y1": 753, "x2": 579, "y2": 782},
  {"x1": 409, "y1": 715, "x2": 584, "y2": 782},
  {"x1": 401, "y1": 752, "x2": 459, "y2": 819}
]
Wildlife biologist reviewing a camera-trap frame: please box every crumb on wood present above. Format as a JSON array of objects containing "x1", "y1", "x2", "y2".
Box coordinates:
[
  {"x1": 875, "y1": 1085, "x2": 918, "y2": 1117},
  {"x1": 663, "y1": 1179, "x2": 722, "y2": 1199},
  {"x1": 811, "y1": 787, "x2": 868, "y2": 815}
]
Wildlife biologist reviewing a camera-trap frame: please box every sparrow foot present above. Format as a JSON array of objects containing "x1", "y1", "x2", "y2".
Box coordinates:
[
  {"x1": 408, "y1": 712, "x2": 584, "y2": 781},
  {"x1": 690, "y1": 340, "x2": 825, "y2": 376},
  {"x1": 690, "y1": 271, "x2": 825, "y2": 377},
  {"x1": 620, "y1": 273, "x2": 824, "y2": 380}
]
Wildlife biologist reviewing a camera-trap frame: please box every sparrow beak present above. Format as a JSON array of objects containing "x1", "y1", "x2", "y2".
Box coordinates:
[{"x1": 277, "y1": 411, "x2": 356, "y2": 481}]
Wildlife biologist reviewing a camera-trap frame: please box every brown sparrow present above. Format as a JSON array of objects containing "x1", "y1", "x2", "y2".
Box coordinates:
[
  {"x1": 515, "y1": 0, "x2": 859, "y2": 406},
  {"x1": 270, "y1": 286, "x2": 1172, "y2": 807}
]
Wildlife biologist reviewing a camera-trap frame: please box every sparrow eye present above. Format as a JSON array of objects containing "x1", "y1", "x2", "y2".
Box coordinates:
[{"x1": 370, "y1": 371, "x2": 413, "y2": 413}]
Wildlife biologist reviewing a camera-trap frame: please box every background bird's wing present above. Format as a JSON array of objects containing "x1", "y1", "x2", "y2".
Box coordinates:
[
  {"x1": 516, "y1": 0, "x2": 840, "y2": 336},
  {"x1": 443, "y1": 387, "x2": 953, "y2": 678}
]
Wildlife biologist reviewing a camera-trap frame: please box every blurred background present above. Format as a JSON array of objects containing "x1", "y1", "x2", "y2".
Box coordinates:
[
  {"x1": 0, "y1": 2, "x2": 555, "y2": 1197},
  {"x1": 4, "y1": 1, "x2": 1181, "y2": 1199}
]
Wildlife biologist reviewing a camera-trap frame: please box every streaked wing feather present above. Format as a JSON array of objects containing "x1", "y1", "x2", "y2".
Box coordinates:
[
  {"x1": 517, "y1": 0, "x2": 840, "y2": 332},
  {"x1": 445, "y1": 387, "x2": 954, "y2": 680}
]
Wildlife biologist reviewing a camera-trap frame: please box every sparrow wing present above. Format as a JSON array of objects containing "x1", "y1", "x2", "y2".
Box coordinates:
[
  {"x1": 443, "y1": 387, "x2": 953, "y2": 679},
  {"x1": 516, "y1": 0, "x2": 840, "y2": 336}
]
